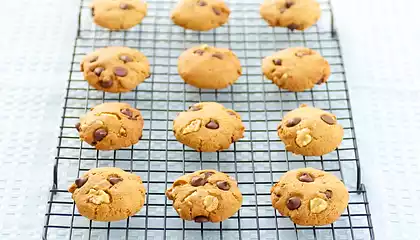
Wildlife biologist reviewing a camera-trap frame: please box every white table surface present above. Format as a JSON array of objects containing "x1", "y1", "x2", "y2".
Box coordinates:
[{"x1": 0, "y1": 0, "x2": 418, "y2": 239}]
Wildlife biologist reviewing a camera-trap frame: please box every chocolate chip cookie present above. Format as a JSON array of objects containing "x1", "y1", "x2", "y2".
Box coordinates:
[
  {"x1": 178, "y1": 45, "x2": 242, "y2": 89},
  {"x1": 277, "y1": 104, "x2": 343, "y2": 156},
  {"x1": 262, "y1": 47, "x2": 330, "y2": 92},
  {"x1": 81, "y1": 46, "x2": 150, "y2": 93},
  {"x1": 90, "y1": 0, "x2": 148, "y2": 30},
  {"x1": 76, "y1": 102, "x2": 144, "y2": 150},
  {"x1": 271, "y1": 168, "x2": 349, "y2": 226},
  {"x1": 173, "y1": 102, "x2": 245, "y2": 152},
  {"x1": 68, "y1": 167, "x2": 146, "y2": 221},
  {"x1": 166, "y1": 169, "x2": 242, "y2": 223},
  {"x1": 171, "y1": 0, "x2": 230, "y2": 31},
  {"x1": 260, "y1": 0, "x2": 321, "y2": 30}
]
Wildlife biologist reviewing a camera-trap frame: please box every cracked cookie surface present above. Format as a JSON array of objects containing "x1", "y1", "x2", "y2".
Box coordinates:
[
  {"x1": 271, "y1": 168, "x2": 349, "y2": 226},
  {"x1": 76, "y1": 102, "x2": 144, "y2": 150},
  {"x1": 178, "y1": 45, "x2": 242, "y2": 89},
  {"x1": 260, "y1": 0, "x2": 321, "y2": 30},
  {"x1": 81, "y1": 46, "x2": 150, "y2": 93},
  {"x1": 68, "y1": 167, "x2": 146, "y2": 221},
  {"x1": 90, "y1": 0, "x2": 148, "y2": 30},
  {"x1": 166, "y1": 169, "x2": 242, "y2": 223},
  {"x1": 173, "y1": 102, "x2": 245, "y2": 152},
  {"x1": 277, "y1": 104, "x2": 343, "y2": 156},
  {"x1": 171, "y1": 0, "x2": 230, "y2": 31},
  {"x1": 262, "y1": 47, "x2": 330, "y2": 91}
]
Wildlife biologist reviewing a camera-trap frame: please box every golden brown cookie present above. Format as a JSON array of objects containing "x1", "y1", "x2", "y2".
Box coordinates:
[
  {"x1": 260, "y1": 0, "x2": 321, "y2": 30},
  {"x1": 171, "y1": 0, "x2": 230, "y2": 31},
  {"x1": 178, "y1": 45, "x2": 242, "y2": 89},
  {"x1": 173, "y1": 102, "x2": 245, "y2": 152},
  {"x1": 76, "y1": 102, "x2": 144, "y2": 151},
  {"x1": 166, "y1": 169, "x2": 242, "y2": 223},
  {"x1": 271, "y1": 168, "x2": 349, "y2": 226},
  {"x1": 262, "y1": 47, "x2": 330, "y2": 92},
  {"x1": 90, "y1": 0, "x2": 148, "y2": 30},
  {"x1": 81, "y1": 46, "x2": 150, "y2": 93},
  {"x1": 68, "y1": 167, "x2": 146, "y2": 222},
  {"x1": 277, "y1": 104, "x2": 343, "y2": 156}
]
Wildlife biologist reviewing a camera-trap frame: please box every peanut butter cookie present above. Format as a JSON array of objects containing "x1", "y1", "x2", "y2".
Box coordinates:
[
  {"x1": 173, "y1": 102, "x2": 245, "y2": 152},
  {"x1": 81, "y1": 46, "x2": 150, "y2": 93},
  {"x1": 277, "y1": 104, "x2": 343, "y2": 156},
  {"x1": 166, "y1": 169, "x2": 242, "y2": 223},
  {"x1": 68, "y1": 167, "x2": 146, "y2": 222},
  {"x1": 262, "y1": 47, "x2": 330, "y2": 92},
  {"x1": 76, "y1": 102, "x2": 144, "y2": 150},
  {"x1": 271, "y1": 168, "x2": 349, "y2": 226}
]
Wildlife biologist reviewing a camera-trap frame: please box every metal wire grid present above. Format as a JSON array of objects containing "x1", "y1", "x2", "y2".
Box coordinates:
[{"x1": 42, "y1": 0, "x2": 374, "y2": 239}]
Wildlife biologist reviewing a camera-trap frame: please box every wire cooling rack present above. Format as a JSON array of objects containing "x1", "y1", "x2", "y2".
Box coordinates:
[{"x1": 42, "y1": 0, "x2": 375, "y2": 239}]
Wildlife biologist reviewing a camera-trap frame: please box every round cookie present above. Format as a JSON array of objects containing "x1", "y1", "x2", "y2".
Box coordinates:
[
  {"x1": 277, "y1": 104, "x2": 343, "y2": 156},
  {"x1": 260, "y1": 0, "x2": 321, "y2": 30},
  {"x1": 166, "y1": 169, "x2": 242, "y2": 223},
  {"x1": 262, "y1": 47, "x2": 330, "y2": 92},
  {"x1": 178, "y1": 45, "x2": 242, "y2": 89},
  {"x1": 90, "y1": 0, "x2": 148, "y2": 30},
  {"x1": 68, "y1": 167, "x2": 146, "y2": 221},
  {"x1": 173, "y1": 102, "x2": 245, "y2": 152},
  {"x1": 271, "y1": 168, "x2": 349, "y2": 226},
  {"x1": 81, "y1": 46, "x2": 150, "y2": 93},
  {"x1": 76, "y1": 102, "x2": 144, "y2": 150},
  {"x1": 171, "y1": 0, "x2": 230, "y2": 31}
]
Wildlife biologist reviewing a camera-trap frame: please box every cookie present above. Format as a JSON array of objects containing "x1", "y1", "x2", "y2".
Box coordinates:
[
  {"x1": 81, "y1": 46, "x2": 150, "y2": 93},
  {"x1": 262, "y1": 47, "x2": 330, "y2": 92},
  {"x1": 68, "y1": 167, "x2": 146, "y2": 221},
  {"x1": 178, "y1": 45, "x2": 242, "y2": 89},
  {"x1": 271, "y1": 168, "x2": 349, "y2": 226},
  {"x1": 90, "y1": 0, "x2": 148, "y2": 30},
  {"x1": 277, "y1": 104, "x2": 343, "y2": 156},
  {"x1": 76, "y1": 102, "x2": 144, "y2": 150},
  {"x1": 173, "y1": 102, "x2": 245, "y2": 152},
  {"x1": 171, "y1": 0, "x2": 230, "y2": 31},
  {"x1": 166, "y1": 169, "x2": 242, "y2": 223},
  {"x1": 260, "y1": 0, "x2": 321, "y2": 30}
]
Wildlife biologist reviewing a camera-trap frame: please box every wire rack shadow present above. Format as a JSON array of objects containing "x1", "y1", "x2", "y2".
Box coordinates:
[{"x1": 43, "y1": 0, "x2": 374, "y2": 239}]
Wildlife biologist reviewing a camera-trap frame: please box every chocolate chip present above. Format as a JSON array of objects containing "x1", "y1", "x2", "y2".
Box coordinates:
[
  {"x1": 94, "y1": 129, "x2": 108, "y2": 141},
  {"x1": 273, "y1": 59, "x2": 282, "y2": 65},
  {"x1": 194, "y1": 49, "x2": 205, "y2": 56},
  {"x1": 120, "y1": 3, "x2": 129, "y2": 9},
  {"x1": 287, "y1": 23, "x2": 299, "y2": 31},
  {"x1": 75, "y1": 178, "x2": 88, "y2": 188},
  {"x1": 120, "y1": 55, "x2": 132, "y2": 63},
  {"x1": 99, "y1": 79, "x2": 113, "y2": 88},
  {"x1": 204, "y1": 172, "x2": 214, "y2": 179},
  {"x1": 109, "y1": 177, "x2": 123, "y2": 185},
  {"x1": 94, "y1": 67, "x2": 104, "y2": 76},
  {"x1": 286, "y1": 197, "x2": 301, "y2": 210},
  {"x1": 212, "y1": 7, "x2": 221, "y2": 15},
  {"x1": 325, "y1": 190, "x2": 332, "y2": 199},
  {"x1": 120, "y1": 108, "x2": 133, "y2": 118},
  {"x1": 114, "y1": 67, "x2": 128, "y2": 77},
  {"x1": 191, "y1": 176, "x2": 207, "y2": 186},
  {"x1": 316, "y1": 78, "x2": 325, "y2": 85},
  {"x1": 216, "y1": 181, "x2": 230, "y2": 190},
  {"x1": 91, "y1": 7, "x2": 95, "y2": 17},
  {"x1": 285, "y1": 117, "x2": 301, "y2": 127},
  {"x1": 285, "y1": 0, "x2": 294, "y2": 8},
  {"x1": 298, "y1": 173, "x2": 314, "y2": 182},
  {"x1": 188, "y1": 105, "x2": 201, "y2": 111},
  {"x1": 194, "y1": 216, "x2": 209, "y2": 223},
  {"x1": 75, "y1": 123, "x2": 81, "y2": 132},
  {"x1": 212, "y1": 53, "x2": 224, "y2": 59},
  {"x1": 205, "y1": 120, "x2": 219, "y2": 129},
  {"x1": 90, "y1": 56, "x2": 98, "y2": 63},
  {"x1": 321, "y1": 114, "x2": 336, "y2": 125},
  {"x1": 198, "y1": 0, "x2": 207, "y2": 6}
]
